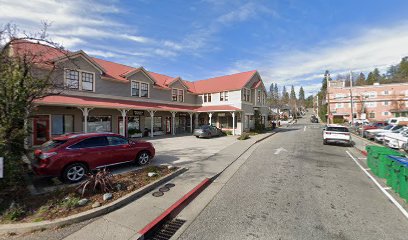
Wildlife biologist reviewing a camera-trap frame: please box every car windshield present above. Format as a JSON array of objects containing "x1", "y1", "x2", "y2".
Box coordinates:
[
  {"x1": 391, "y1": 125, "x2": 403, "y2": 131},
  {"x1": 198, "y1": 125, "x2": 210, "y2": 130},
  {"x1": 326, "y1": 127, "x2": 349, "y2": 132},
  {"x1": 383, "y1": 125, "x2": 393, "y2": 130},
  {"x1": 41, "y1": 139, "x2": 67, "y2": 152}
]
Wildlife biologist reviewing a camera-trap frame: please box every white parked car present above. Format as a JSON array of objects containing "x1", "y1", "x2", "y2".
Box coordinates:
[
  {"x1": 323, "y1": 124, "x2": 352, "y2": 146},
  {"x1": 366, "y1": 125, "x2": 403, "y2": 140},
  {"x1": 384, "y1": 128, "x2": 408, "y2": 149},
  {"x1": 374, "y1": 126, "x2": 406, "y2": 143}
]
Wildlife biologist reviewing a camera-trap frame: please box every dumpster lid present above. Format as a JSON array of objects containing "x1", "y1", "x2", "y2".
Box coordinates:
[{"x1": 388, "y1": 155, "x2": 408, "y2": 166}]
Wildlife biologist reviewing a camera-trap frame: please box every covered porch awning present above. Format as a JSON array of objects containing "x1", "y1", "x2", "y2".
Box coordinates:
[{"x1": 34, "y1": 95, "x2": 242, "y2": 113}]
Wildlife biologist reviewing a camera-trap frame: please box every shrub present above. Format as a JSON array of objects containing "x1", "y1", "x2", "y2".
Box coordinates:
[
  {"x1": 128, "y1": 128, "x2": 142, "y2": 135},
  {"x1": 60, "y1": 197, "x2": 80, "y2": 210},
  {"x1": 223, "y1": 130, "x2": 232, "y2": 135},
  {"x1": 77, "y1": 168, "x2": 114, "y2": 196},
  {"x1": 1, "y1": 203, "x2": 26, "y2": 222},
  {"x1": 237, "y1": 133, "x2": 250, "y2": 140}
]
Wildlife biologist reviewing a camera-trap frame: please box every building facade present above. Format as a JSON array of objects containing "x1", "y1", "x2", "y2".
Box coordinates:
[
  {"x1": 11, "y1": 40, "x2": 270, "y2": 146},
  {"x1": 328, "y1": 81, "x2": 408, "y2": 122}
]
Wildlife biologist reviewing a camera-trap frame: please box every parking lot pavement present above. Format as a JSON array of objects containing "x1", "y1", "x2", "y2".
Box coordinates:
[{"x1": 145, "y1": 134, "x2": 238, "y2": 167}]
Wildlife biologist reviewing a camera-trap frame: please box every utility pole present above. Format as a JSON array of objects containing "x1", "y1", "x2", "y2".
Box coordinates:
[
  {"x1": 349, "y1": 71, "x2": 354, "y2": 125},
  {"x1": 326, "y1": 73, "x2": 331, "y2": 124}
]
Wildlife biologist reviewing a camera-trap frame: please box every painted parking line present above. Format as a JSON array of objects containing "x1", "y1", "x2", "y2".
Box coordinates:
[
  {"x1": 346, "y1": 151, "x2": 408, "y2": 220},
  {"x1": 304, "y1": 126, "x2": 306, "y2": 132}
]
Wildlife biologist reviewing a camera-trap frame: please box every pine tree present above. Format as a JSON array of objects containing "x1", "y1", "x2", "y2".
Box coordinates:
[
  {"x1": 269, "y1": 83, "x2": 274, "y2": 96},
  {"x1": 282, "y1": 86, "x2": 289, "y2": 104},
  {"x1": 290, "y1": 85, "x2": 297, "y2": 101},
  {"x1": 355, "y1": 72, "x2": 366, "y2": 86},
  {"x1": 298, "y1": 86, "x2": 305, "y2": 106}
]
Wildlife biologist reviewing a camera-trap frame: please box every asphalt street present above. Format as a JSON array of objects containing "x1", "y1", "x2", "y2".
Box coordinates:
[{"x1": 178, "y1": 116, "x2": 408, "y2": 240}]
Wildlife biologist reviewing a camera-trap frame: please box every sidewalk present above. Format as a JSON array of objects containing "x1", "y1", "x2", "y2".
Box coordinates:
[{"x1": 63, "y1": 131, "x2": 276, "y2": 240}]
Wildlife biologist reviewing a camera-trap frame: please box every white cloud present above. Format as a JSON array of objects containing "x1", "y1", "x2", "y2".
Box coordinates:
[
  {"x1": 217, "y1": 2, "x2": 257, "y2": 24},
  {"x1": 228, "y1": 22, "x2": 408, "y2": 94},
  {"x1": 83, "y1": 49, "x2": 121, "y2": 58},
  {"x1": 121, "y1": 34, "x2": 152, "y2": 44}
]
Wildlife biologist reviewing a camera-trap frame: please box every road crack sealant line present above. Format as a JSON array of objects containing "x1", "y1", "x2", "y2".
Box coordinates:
[
  {"x1": 346, "y1": 151, "x2": 408, "y2": 220},
  {"x1": 136, "y1": 131, "x2": 277, "y2": 239}
]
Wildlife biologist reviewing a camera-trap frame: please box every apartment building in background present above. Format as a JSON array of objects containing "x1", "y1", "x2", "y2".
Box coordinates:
[
  {"x1": 328, "y1": 80, "x2": 408, "y2": 122},
  {"x1": 10, "y1": 40, "x2": 270, "y2": 146}
]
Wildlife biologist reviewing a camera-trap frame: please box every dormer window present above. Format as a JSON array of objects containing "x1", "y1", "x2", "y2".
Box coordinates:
[
  {"x1": 203, "y1": 93, "x2": 212, "y2": 103},
  {"x1": 65, "y1": 69, "x2": 94, "y2": 92},
  {"x1": 220, "y1": 91, "x2": 229, "y2": 101},
  {"x1": 178, "y1": 89, "x2": 184, "y2": 102},
  {"x1": 66, "y1": 70, "x2": 79, "y2": 89},
  {"x1": 242, "y1": 88, "x2": 250, "y2": 102},
  {"x1": 131, "y1": 81, "x2": 149, "y2": 98},
  {"x1": 81, "y1": 72, "x2": 94, "y2": 91},
  {"x1": 171, "y1": 88, "x2": 184, "y2": 102}
]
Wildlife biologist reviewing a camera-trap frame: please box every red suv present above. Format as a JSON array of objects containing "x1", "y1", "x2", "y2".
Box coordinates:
[{"x1": 31, "y1": 132, "x2": 155, "y2": 183}]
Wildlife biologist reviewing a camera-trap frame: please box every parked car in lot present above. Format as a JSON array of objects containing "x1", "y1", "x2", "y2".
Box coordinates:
[
  {"x1": 351, "y1": 119, "x2": 369, "y2": 125},
  {"x1": 193, "y1": 125, "x2": 224, "y2": 138},
  {"x1": 361, "y1": 121, "x2": 388, "y2": 137},
  {"x1": 374, "y1": 126, "x2": 407, "y2": 143},
  {"x1": 384, "y1": 128, "x2": 408, "y2": 149},
  {"x1": 388, "y1": 117, "x2": 408, "y2": 125},
  {"x1": 310, "y1": 115, "x2": 319, "y2": 123},
  {"x1": 31, "y1": 132, "x2": 155, "y2": 183},
  {"x1": 365, "y1": 125, "x2": 402, "y2": 140},
  {"x1": 323, "y1": 124, "x2": 352, "y2": 146}
]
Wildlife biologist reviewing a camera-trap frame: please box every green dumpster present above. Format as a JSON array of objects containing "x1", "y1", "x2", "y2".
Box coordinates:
[
  {"x1": 388, "y1": 156, "x2": 408, "y2": 202},
  {"x1": 387, "y1": 161, "x2": 402, "y2": 192},
  {"x1": 366, "y1": 146, "x2": 404, "y2": 178}
]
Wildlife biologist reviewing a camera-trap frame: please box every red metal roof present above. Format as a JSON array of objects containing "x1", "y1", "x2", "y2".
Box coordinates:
[
  {"x1": 12, "y1": 40, "x2": 258, "y2": 94},
  {"x1": 34, "y1": 95, "x2": 241, "y2": 112}
]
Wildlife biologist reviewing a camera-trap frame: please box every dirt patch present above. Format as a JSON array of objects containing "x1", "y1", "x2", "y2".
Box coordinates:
[{"x1": 0, "y1": 165, "x2": 176, "y2": 223}]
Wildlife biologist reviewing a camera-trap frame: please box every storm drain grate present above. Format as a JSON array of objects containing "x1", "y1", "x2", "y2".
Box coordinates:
[{"x1": 147, "y1": 218, "x2": 186, "y2": 240}]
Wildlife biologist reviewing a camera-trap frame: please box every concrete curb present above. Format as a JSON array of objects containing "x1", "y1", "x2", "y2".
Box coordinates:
[
  {"x1": 0, "y1": 167, "x2": 188, "y2": 235},
  {"x1": 135, "y1": 132, "x2": 277, "y2": 238}
]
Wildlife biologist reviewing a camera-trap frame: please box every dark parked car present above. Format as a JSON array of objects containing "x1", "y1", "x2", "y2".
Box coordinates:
[
  {"x1": 31, "y1": 132, "x2": 155, "y2": 183},
  {"x1": 310, "y1": 115, "x2": 319, "y2": 123},
  {"x1": 193, "y1": 125, "x2": 224, "y2": 138}
]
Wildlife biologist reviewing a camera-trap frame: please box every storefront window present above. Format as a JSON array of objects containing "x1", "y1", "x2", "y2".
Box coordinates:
[
  {"x1": 128, "y1": 116, "x2": 140, "y2": 131},
  {"x1": 87, "y1": 116, "x2": 111, "y2": 132},
  {"x1": 51, "y1": 115, "x2": 74, "y2": 135}
]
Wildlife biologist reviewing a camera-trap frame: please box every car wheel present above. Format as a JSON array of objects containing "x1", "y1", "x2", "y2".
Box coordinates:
[
  {"x1": 323, "y1": 140, "x2": 327, "y2": 145},
  {"x1": 62, "y1": 163, "x2": 88, "y2": 183},
  {"x1": 136, "y1": 151, "x2": 150, "y2": 165},
  {"x1": 196, "y1": 136, "x2": 200, "y2": 138}
]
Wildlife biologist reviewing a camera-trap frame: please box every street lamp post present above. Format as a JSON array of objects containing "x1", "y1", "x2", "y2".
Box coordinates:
[{"x1": 326, "y1": 73, "x2": 331, "y2": 124}]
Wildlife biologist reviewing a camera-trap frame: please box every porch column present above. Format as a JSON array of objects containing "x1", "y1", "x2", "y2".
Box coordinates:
[
  {"x1": 171, "y1": 111, "x2": 177, "y2": 135},
  {"x1": 189, "y1": 112, "x2": 193, "y2": 133},
  {"x1": 148, "y1": 110, "x2": 156, "y2": 138},
  {"x1": 118, "y1": 109, "x2": 129, "y2": 136},
  {"x1": 194, "y1": 113, "x2": 199, "y2": 127},
  {"x1": 209, "y1": 112, "x2": 213, "y2": 126},
  {"x1": 241, "y1": 113, "x2": 245, "y2": 134},
  {"x1": 231, "y1": 111, "x2": 236, "y2": 136},
  {"x1": 78, "y1": 107, "x2": 93, "y2": 133}
]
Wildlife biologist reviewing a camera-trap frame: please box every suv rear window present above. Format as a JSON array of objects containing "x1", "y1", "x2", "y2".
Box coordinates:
[
  {"x1": 326, "y1": 127, "x2": 349, "y2": 132},
  {"x1": 70, "y1": 136, "x2": 109, "y2": 149}
]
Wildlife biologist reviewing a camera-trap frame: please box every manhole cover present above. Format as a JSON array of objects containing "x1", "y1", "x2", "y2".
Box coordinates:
[
  {"x1": 159, "y1": 187, "x2": 170, "y2": 192},
  {"x1": 165, "y1": 183, "x2": 175, "y2": 188},
  {"x1": 152, "y1": 191, "x2": 164, "y2": 197}
]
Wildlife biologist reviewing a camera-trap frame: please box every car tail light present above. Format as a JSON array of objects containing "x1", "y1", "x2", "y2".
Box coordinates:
[{"x1": 325, "y1": 132, "x2": 331, "y2": 135}]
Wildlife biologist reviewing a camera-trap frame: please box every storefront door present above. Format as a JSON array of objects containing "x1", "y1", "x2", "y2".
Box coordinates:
[
  {"x1": 179, "y1": 116, "x2": 187, "y2": 132},
  {"x1": 165, "y1": 117, "x2": 171, "y2": 134},
  {"x1": 33, "y1": 115, "x2": 50, "y2": 145}
]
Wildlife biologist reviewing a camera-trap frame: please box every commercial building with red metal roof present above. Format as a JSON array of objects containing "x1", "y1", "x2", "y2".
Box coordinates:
[{"x1": 10, "y1": 40, "x2": 270, "y2": 145}]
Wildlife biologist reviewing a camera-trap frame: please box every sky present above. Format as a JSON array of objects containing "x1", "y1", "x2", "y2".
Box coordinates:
[{"x1": 1, "y1": 0, "x2": 408, "y2": 96}]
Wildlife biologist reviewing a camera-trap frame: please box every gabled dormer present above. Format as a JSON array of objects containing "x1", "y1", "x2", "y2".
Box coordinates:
[
  {"x1": 54, "y1": 51, "x2": 105, "y2": 92},
  {"x1": 124, "y1": 67, "x2": 157, "y2": 99},
  {"x1": 168, "y1": 77, "x2": 189, "y2": 102}
]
